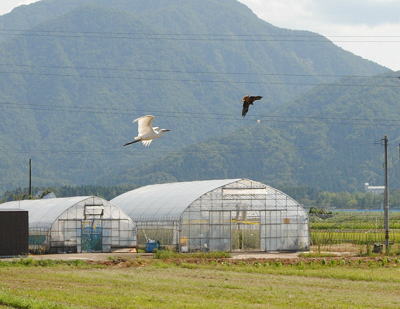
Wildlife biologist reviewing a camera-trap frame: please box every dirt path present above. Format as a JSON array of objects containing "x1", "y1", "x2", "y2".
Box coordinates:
[
  {"x1": 1, "y1": 252, "x2": 304, "y2": 261},
  {"x1": 1, "y1": 252, "x2": 149, "y2": 261},
  {"x1": 231, "y1": 252, "x2": 301, "y2": 259}
]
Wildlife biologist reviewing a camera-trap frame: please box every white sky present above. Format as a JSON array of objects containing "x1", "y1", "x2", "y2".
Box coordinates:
[
  {"x1": 1, "y1": 0, "x2": 399, "y2": 71},
  {"x1": 0, "y1": 0, "x2": 38, "y2": 15},
  {"x1": 238, "y1": 0, "x2": 400, "y2": 71}
]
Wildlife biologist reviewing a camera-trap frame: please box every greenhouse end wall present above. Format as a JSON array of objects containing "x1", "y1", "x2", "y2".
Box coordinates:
[
  {"x1": 48, "y1": 197, "x2": 136, "y2": 253},
  {"x1": 179, "y1": 179, "x2": 309, "y2": 252},
  {"x1": 1, "y1": 197, "x2": 137, "y2": 253}
]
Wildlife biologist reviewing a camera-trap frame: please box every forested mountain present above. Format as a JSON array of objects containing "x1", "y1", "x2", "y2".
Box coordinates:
[
  {"x1": 115, "y1": 72, "x2": 400, "y2": 191},
  {"x1": 0, "y1": 0, "x2": 390, "y2": 193}
]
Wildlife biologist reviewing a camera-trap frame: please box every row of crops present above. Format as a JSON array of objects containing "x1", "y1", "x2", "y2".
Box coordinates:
[
  {"x1": 310, "y1": 211, "x2": 400, "y2": 245},
  {"x1": 311, "y1": 230, "x2": 400, "y2": 245}
]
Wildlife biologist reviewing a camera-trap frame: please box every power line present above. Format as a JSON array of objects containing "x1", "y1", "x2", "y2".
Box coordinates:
[
  {"x1": 2, "y1": 29, "x2": 400, "y2": 38},
  {"x1": 0, "y1": 141, "x2": 379, "y2": 156},
  {"x1": 0, "y1": 148, "x2": 282, "y2": 155},
  {"x1": 2, "y1": 100, "x2": 400, "y2": 126},
  {"x1": 0, "y1": 70, "x2": 399, "y2": 87},
  {"x1": 0, "y1": 102, "x2": 400, "y2": 127},
  {"x1": 0, "y1": 104, "x2": 316, "y2": 124},
  {"x1": 3, "y1": 102, "x2": 310, "y2": 126},
  {"x1": 1, "y1": 29, "x2": 400, "y2": 43},
  {"x1": 0, "y1": 63, "x2": 397, "y2": 79},
  {"x1": 1, "y1": 34, "x2": 398, "y2": 43}
]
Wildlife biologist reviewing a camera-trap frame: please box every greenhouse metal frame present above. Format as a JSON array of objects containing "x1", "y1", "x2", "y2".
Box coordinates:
[{"x1": 112, "y1": 179, "x2": 309, "y2": 252}]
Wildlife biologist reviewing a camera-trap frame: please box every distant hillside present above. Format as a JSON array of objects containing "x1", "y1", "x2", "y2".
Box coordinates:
[
  {"x1": 0, "y1": 0, "x2": 389, "y2": 193},
  {"x1": 114, "y1": 72, "x2": 400, "y2": 191}
]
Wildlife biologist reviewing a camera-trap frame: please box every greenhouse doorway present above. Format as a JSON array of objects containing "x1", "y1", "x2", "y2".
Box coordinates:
[
  {"x1": 231, "y1": 210, "x2": 261, "y2": 252},
  {"x1": 81, "y1": 220, "x2": 102, "y2": 252}
]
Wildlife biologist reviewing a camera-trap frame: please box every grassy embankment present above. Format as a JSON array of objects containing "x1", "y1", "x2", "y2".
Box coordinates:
[{"x1": 1, "y1": 257, "x2": 400, "y2": 308}]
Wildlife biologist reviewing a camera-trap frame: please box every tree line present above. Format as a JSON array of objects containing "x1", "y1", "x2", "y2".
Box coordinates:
[{"x1": 2, "y1": 185, "x2": 399, "y2": 210}]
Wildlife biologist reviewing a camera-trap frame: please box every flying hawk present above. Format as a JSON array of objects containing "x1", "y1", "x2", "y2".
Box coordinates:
[{"x1": 242, "y1": 95, "x2": 263, "y2": 117}]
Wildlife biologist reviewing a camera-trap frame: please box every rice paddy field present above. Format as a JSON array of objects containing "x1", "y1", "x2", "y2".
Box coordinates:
[
  {"x1": 1, "y1": 257, "x2": 400, "y2": 309},
  {"x1": 310, "y1": 211, "x2": 400, "y2": 230},
  {"x1": 310, "y1": 211, "x2": 400, "y2": 252}
]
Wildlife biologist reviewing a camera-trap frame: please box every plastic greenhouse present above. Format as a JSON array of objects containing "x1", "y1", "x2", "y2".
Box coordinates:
[
  {"x1": 111, "y1": 179, "x2": 309, "y2": 252},
  {"x1": 0, "y1": 196, "x2": 136, "y2": 253}
]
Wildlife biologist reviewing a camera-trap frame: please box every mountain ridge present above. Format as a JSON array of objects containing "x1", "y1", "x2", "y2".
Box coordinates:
[{"x1": 0, "y1": 0, "x2": 391, "y2": 193}]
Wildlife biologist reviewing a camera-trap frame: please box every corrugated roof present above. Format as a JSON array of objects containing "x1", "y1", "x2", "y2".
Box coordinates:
[
  {"x1": 0, "y1": 196, "x2": 92, "y2": 226},
  {"x1": 111, "y1": 179, "x2": 241, "y2": 221}
]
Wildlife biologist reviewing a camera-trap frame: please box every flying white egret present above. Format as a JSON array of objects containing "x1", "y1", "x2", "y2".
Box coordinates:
[{"x1": 123, "y1": 115, "x2": 171, "y2": 147}]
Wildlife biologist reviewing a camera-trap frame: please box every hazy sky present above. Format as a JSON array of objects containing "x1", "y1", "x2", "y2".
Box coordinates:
[
  {"x1": 1, "y1": 0, "x2": 399, "y2": 70},
  {"x1": 0, "y1": 0, "x2": 37, "y2": 15},
  {"x1": 239, "y1": 0, "x2": 400, "y2": 70}
]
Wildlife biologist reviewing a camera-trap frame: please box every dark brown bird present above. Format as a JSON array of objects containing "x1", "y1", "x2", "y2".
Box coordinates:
[{"x1": 242, "y1": 95, "x2": 263, "y2": 117}]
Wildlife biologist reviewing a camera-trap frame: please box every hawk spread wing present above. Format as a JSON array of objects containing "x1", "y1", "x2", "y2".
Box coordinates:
[
  {"x1": 242, "y1": 102, "x2": 250, "y2": 117},
  {"x1": 241, "y1": 96, "x2": 263, "y2": 117}
]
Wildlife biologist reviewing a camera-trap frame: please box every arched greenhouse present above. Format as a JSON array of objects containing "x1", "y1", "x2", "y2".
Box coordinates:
[
  {"x1": 0, "y1": 196, "x2": 136, "y2": 253},
  {"x1": 111, "y1": 179, "x2": 309, "y2": 252}
]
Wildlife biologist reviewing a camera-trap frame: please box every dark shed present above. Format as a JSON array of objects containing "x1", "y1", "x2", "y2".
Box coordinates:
[{"x1": 0, "y1": 209, "x2": 28, "y2": 256}]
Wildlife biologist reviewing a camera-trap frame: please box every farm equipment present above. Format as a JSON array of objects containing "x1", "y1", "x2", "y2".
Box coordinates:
[{"x1": 145, "y1": 240, "x2": 160, "y2": 253}]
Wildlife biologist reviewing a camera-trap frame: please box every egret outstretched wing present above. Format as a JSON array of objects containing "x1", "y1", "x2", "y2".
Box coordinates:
[
  {"x1": 134, "y1": 115, "x2": 155, "y2": 136},
  {"x1": 142, "y1": 140, "x2": 153, "y2": 147}
]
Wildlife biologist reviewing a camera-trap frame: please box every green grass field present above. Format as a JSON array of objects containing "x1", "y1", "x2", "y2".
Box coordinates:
[{"x1": 1, "y1": 258, "x2": 400, "y2": 308}]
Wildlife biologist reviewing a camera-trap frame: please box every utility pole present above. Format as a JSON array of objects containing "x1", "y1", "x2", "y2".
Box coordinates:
[
  {"x1": 383, "y1": 136, "x2": 389, "y2": 253},
  {"x1": 398, "y1": 144, "x2": 400, "y2": 167},
  {"x1": 28, "y1": 158, "x2": 32, "y2": 198}
]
